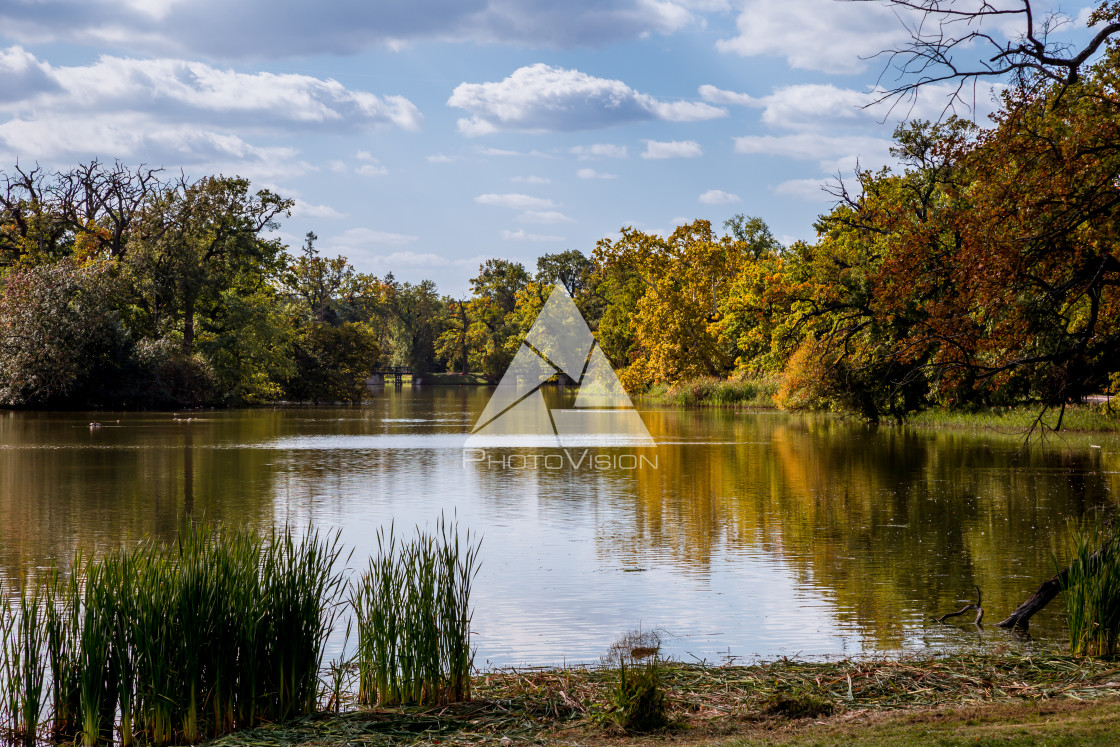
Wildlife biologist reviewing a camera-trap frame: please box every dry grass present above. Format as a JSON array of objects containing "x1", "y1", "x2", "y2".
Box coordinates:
[{"x1": 209, "y1": 652, "x2": 1120, "y2": 746}]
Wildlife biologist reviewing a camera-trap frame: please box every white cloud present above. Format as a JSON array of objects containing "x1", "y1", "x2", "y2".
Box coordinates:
[
  {"x1": 518, "y1": 210, "x2": 573, "y2": 223},
  {"x1": 355, "y1": 163, "x2": 388, "y2": 176},
  {"x1": 0, "y1": 113, "x2": 298, "y2": 167},
  {"x1": 38, "y1": 53, "x2": 420, "y2": 129},
  {"x1": 698, "y1": 189, "x2": 739, "y2": 205},
  {"x1": 474, "y1": 193, "x2": 557, "y2": 209},
  {"x1": 641, "y1": 139, "x2": 702, "y2": 159},
  {"x1": 570, "y1": 143, "x2": 628, "y2": 159},
  {"x1": 426, "y1": 153, "x2": 458, "y2": 163},
  {"x1": 511, "y1": 175, "x2": 551, "y2": 184},
  {"x1": 716, "y1": 0, "x2": 912, "y2": 74},
  {"x1": 697, "y1": 84, "x2": 755, "y2": 106},
  {"x1": 577, "y1": 167, "x2": 617, "y2": 179},
  {"x1": 448, "y1": 64, "x2": 725, "y2": 135},
  {"x1": 500, "y1": 228, "x2": 564, "y2": 242},
  {"x1": 0, "y1": 46, "x2": 58, "y2": 102},
  {"x1": 753, "y1": 84, "x2": 872, "y2": 130},
  {"x1": 0, "y1": 1, "x2": 698, "y2": 59},
  {"x1": 774, "y1": 178, "x2": 835, "y2": 202},
  {"x1": 475, "y1": 146, "x2": 554, "y2": 158},
  {"x1": 702, "y1": 81, "x2": 1001, "y2": 135},
  {"x1": 291, "y1": 200, "x2": 347, "y2": 219},
  {"x1": 732, "y1": 133, "x2": 890, "y2": 167},
  {"x1": 0, "y1": 47, "x2": 421, "y2": 163},
  {"x1": 327, "y1": 227, "x2": 419, "y2": 248}
]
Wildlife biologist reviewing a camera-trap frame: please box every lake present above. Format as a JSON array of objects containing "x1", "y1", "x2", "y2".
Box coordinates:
[{"x1": 1, "y1": 387, "x2": 1117, "y2": 666}]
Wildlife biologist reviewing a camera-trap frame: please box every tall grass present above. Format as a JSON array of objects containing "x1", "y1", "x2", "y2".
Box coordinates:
[
  {"x1": 1059, "y1": 515, "x2": 1120, "y2": 657},
  {"x1": 0, "y1": 522, "x2": 346, "y2": 745},
  {"x1": 645, "y1": 376, "x2": 777, "y2": 408},
  {"x1": 353, "y1": 515, "x2": 480, "y2": 706}
]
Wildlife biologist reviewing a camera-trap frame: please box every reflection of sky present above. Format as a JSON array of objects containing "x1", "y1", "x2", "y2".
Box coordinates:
[
  {"x1": 3, "y1": 392, "x2": 1119, "y2": 667},
  {"x1": 260, "y1": 420, "x2": 855, "y2": 665}
]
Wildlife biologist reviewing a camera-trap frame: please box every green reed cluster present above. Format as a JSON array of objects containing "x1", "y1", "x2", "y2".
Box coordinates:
[
  {"x1": 608, "y1": 655, "x2": 667, "y2": 732},
  {"x1": 1059, "y1": 515, "x2": 1120, "y2": 657},
  {"x1": 0, "y1": 523, "x2": 345, "y2": 746},
  {"x1": 352, "y1": 516, "x2": 480, "y2": 707}
]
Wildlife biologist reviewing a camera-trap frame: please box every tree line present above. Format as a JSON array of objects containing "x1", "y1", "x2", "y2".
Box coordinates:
[{"x1": 1, "y1": 22, "x2": 1118, "y2": 415}]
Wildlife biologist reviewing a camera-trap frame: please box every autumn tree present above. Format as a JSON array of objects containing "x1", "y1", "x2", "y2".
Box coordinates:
[
  {"x1": 380, "y1": 275, "x2": 444, "y2": 373},
  {"x1": 0, "y1": 259, "x2": 131, "y2": 407},
  {"x1": 436, "y1": 297, "x2": 471, "y2": 375},
  {"x1": 462, "y1": 259, "x2": 530, "y2": 380},
  {"x1": 593, "y1": 219, "x2": 765, "y2": 390}
]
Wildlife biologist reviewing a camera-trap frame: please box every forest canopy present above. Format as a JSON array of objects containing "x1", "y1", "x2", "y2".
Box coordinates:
[{"x1": 2, "y1": 3, "x2": 1119, "y2": 415}]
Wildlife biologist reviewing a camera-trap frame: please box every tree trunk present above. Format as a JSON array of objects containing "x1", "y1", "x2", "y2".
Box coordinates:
[
  {"x1": 996, "y1": 574, "x2": 1065, "y2": 630},
  {"x1": 457, "y1": 300, "x2": 468, "y2": 376},
  {"x1": 183, "y1": 295, "x2": 195, "y2": 354},
  {"x1": 997, "y1": 541, "x2": 1113, "y2": 630}
]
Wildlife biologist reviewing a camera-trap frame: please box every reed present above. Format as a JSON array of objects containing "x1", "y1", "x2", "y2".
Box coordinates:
[
  {"x1": 353, "y1": 515, "x2": 480, "y2": 707},
  {"x1": 1058, "y1": 515, "x2": 1120, "y2": 657},
  {"x1": 0, "y1": 577, "x2": 47, "y2": 745},
  {"x1": 0, "y1": 521, "x2": 346, "y2": 746}
]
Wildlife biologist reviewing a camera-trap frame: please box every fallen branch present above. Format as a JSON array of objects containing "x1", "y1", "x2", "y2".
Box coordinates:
[
  {"x1": 938, "y1": 586, "x2": 984, "y2": 625},
  {"x1": 997, "y1": 540, "x2": 1113, "y2": 630}
]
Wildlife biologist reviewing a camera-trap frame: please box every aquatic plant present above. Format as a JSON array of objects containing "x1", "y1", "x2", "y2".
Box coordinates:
[
  {"x1": 1059, "y1": 514, "x2": 1120, "y2": 657},
  {"x1": 0, "y1": 522, "x2": 345, "y2": 745},
  {"x1": 0, "y1": 577, "x2": 47, "y2": 745},
  {"x1": 352, "y1": 515, "x2": 480, "y2": 706}
]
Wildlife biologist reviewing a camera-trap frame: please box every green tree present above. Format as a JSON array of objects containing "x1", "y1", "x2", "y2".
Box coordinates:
[
  {"x1": 464, "y1": 259, "x2": 530, "y2": 380},
  {"x1": 382, "y1": 275, "x2": 445, "y2": 373},
  {"x1": 287, "y1": 321, "x2": 380, "y2": 403},
  {"x1": 127, "y1": 175, "x2": 292, "y2": 354}
]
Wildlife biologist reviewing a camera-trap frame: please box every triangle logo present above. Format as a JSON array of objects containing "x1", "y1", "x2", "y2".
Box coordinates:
[{"x1": 465, "y1": 282, "x2": 655, "y2": 447}]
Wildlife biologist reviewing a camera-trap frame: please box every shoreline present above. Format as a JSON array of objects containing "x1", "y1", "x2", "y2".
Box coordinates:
[{"x1": 211, "y1": 653, "x2": 1120, "y2": 746}]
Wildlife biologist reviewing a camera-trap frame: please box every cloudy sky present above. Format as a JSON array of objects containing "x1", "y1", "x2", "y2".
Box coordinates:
[{"x1": 0, "y1": 0, "x2": 1096, "y2": 294}]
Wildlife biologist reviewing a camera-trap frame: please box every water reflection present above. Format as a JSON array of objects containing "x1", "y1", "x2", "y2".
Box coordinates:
[{"x1": 0, "y1": 393, "x2": 1117, "y2": 664}]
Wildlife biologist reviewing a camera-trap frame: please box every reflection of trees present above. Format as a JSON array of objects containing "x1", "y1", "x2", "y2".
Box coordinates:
[
  {"x1": 604, "y1": 413, "x2": 1118, "y2": 647},
  {"x1": 0, "y1": 410, "x2": 284, "y2": 576}
]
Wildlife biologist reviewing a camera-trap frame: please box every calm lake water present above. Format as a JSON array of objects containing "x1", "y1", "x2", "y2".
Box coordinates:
[{"x1": 1, "y1": 387, "x2": 1118, "y2": 666}]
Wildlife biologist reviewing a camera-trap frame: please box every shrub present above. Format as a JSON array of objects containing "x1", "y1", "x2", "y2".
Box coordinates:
[
  {"x1": 133, "y1": 337, "x2": 217, "y2": 407},
  {"x1": 0, "y1": 259, "x2": 131, "y2": 407}
]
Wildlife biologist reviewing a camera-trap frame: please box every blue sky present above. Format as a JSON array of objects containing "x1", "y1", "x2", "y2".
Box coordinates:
[{"x1": 0, "y1": 0, "x2": 1096, "y2": 295}]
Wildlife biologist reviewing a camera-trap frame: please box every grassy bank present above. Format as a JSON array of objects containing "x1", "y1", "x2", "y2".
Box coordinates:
[
  {"x1": 638, "y1": 375, "x2": 1120, "y2": 437},
  {"x1": 903, "y1": 404, "x2": 1120, "y2": 434},
  {"x1": 210, "y1": 653, "x2": 1120, "y2": 746},
  {"x1": 642, "y1": 377, "x2": 778, "y2": 409}
]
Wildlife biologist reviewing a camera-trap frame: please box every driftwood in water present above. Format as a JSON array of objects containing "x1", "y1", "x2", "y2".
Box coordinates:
[
  {"x1": 938, "y1": 586, "x2": 984, "y2": 625},
  {"x1": 997, "y1": 541, "x2": 1113, "y2": 631}
]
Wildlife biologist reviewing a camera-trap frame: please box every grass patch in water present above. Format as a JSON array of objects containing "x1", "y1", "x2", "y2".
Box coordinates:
[
  {"x1": 1059, "y1": 514, "x2": 1120, "y2": 657},
  {"x1": 643, "y1": 377, "x2": 777, "y2": 408},
  {"x1": 352, "y1": 515, "x2": 480, "y2": 707}
]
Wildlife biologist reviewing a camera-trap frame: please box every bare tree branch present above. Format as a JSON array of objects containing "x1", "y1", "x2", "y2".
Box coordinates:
[{"x1": 854, "y1": 1, "x2": 1120, "y2": 112}]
